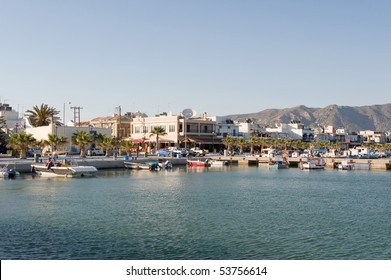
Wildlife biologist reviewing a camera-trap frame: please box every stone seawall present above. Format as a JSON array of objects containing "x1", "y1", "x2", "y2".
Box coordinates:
[{"x1": 3, "y1": 156, "x2": 391, "y2": 173}]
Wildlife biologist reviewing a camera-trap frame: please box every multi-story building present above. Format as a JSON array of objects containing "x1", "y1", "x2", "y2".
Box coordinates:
[
  {"x1": 130, "y1": 112, "x2": 217, "y2": 151},
  {"x1": 210, "y1": 116, "x2": 239, "y2": 139},
  {"x1": 359, "y1": 130, "x2": 387, "y2": 144},
  {"x1": 90, "y1": 114, "x2": 132, "y2": 139},
  {"x1": 0, "y1": 102, "x2": 22, "y2": 134},
  {"x1": 265, "y1": 121, "x2": 314, "y2": 141}
]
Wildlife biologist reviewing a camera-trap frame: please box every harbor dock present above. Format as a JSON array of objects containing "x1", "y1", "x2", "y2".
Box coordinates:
[{"x1": 2, "y1": 156, "x2": 391, "y2": 173}]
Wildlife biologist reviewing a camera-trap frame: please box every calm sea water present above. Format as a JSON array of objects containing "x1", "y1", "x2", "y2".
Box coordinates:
[{"x1": 0, "y1": 166, "x2": 390, "y2": 260}]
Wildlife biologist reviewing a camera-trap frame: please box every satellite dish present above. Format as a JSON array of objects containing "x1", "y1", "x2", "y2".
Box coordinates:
[{"x1": 181, "y1": 108, "x2": 196, "y2": 119}]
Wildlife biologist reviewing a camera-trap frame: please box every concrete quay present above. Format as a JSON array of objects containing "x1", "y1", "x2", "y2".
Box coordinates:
[
  {"x1": 1, "y1": 156, "x2": 188, "y2": 174},
  {"x1": 205, "y1": 155, "x2": 391, "y2": 170},
  {"x1": 2, "y1": 155, "x2": 391, "y2": 173}
]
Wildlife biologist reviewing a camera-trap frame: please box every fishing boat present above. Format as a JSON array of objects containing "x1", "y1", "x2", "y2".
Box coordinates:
[
  {"x1": 187, "y1": 158, "x2": 211, "y2": 167},
  {"x1": 337, "y1": 160, "x2": 370, "y2": 170},
  {"x1": 300, "y1": 157, "x2": 326, "y2": 170},
  {"x1": 268, "y1": 155, "x2": 289, "y2": 169},
  {"x1": 31, "y1": 160, "x2": 97, "y2": 177}
]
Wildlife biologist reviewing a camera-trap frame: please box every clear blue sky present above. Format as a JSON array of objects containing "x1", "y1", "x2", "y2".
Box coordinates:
[{"x1": 1, "y1": 0, "x2": 390, "y2": 122}]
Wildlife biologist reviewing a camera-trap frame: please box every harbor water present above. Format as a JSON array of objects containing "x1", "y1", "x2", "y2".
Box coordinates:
[{"x1": 0, "y1": 166, "x2": 390, "y2": 260}]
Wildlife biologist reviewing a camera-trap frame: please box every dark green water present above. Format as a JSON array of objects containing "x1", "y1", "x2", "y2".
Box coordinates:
[{"x1": 1, "y1": 166, "x2": 390, "y2": 259}]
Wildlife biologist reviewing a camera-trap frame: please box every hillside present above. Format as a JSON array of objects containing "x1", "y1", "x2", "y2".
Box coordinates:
[{"x1": 223, "y1": 103, "x2": 391, "y2": 132}]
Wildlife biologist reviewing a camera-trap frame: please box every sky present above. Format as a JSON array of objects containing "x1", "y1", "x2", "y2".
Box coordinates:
[{"x1": 1, "y1": 0, "x2": 390, "y2": 122}]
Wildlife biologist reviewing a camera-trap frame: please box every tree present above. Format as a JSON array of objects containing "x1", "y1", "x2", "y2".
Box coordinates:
[
  {"x1": 97, "y1": 134, "x2": 119, "y2": 157},
  {"x1": 222, "y1": 135, "x2": 235, "y2": 154},
  {"x1": 235, "y1": 137, "x2": 247, "y2": 154},
  {"x1": 71, "y1": 131, "x2": 94, "y2": 157},
  {"x1": 149, "y1": 126, "x2": 167, "y2": 151},
  {"x1": 120, "y1": 139, "x2": 135, "y2": 156},
  {"x1": 25, "y1": 104, "x2": 62, "y2": 127},
  {"x1": 45, "y1": 134, "x2": 68, "y2": 152},
  {"x1": 248, "y1": 137, "x2": 259, "y2": 155},
  {"x1": 7, "y1": 131, "x2": 36, "y2": 159}
]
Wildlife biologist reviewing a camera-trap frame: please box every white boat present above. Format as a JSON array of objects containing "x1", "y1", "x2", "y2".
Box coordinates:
[
  {"x1": 300, "y1": 157, "x2": 326, "y2": 170},
  {"x1": 124, "y1": 161, "x2": 150, "y2": 170},
  {"x1": 338, "y1": 160, "x2": 370, "y2": 170},
  {"x1": 31, "y1": 162, "x2": 98, "y2": 177},
  {"x1": 209, "y1": 160, "x2": 229, "y2": 167}
]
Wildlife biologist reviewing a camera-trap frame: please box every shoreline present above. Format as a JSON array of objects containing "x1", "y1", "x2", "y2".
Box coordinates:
[{"x1": 1, "y1": 155, "x2": 391, "y2": 173}]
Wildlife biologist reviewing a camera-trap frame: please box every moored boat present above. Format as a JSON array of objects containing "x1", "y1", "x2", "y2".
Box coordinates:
[
  {"x1": 268, "y1": 155, "x2": 289, "y2": 169},
  {"x1": 31, "y1": 161, "x2": 97, "y2": 177},
  {"x1": 1, "y1": 165, "x2": 20, "y2": 178},
  {"x1": 300, "y1": 157, "x2": 326, "y2": 170},
  {"x1": 338, "y1": 160, "x2": 370, "y2": 170},
  {"x1": 209, "y1": 160, "x2": 229, "y2": 167},
  {"x1": 187, "y1": 158, "x2": 211, "y2": 167}
]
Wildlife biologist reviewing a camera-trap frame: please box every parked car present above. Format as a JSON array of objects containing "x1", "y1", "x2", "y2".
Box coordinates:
[
  {"x1": 87, "y1": 148, "x2": 105, "y2": 156},
  {"x1": 26, "y1": 148, "x2": 42, "y2": 157},
  {"x1": 190, "y1": 147, "x2": 208, "y2": 156},
  {"x1": 156, "y1": 149, "x2": 171, "y2": 157}
]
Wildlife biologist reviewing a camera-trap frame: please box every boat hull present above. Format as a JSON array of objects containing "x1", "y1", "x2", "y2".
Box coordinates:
[
  {"x1": 31, "y1": 165, "x2": 98, "y2": 177},
  {"x1": 338, "y1": 161, "x2": 370, "y2": 170},
  {"x1": 187, "y1": 159, "x2": 210, "y2": 167}
]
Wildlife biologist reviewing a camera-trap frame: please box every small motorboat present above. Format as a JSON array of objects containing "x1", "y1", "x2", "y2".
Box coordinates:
[
  {"x1": 31, "y1": 160, "x2": 97, "y2": 177},
  {"x1": 1, "y1": 165, "x2": 20, "y2": 178}
]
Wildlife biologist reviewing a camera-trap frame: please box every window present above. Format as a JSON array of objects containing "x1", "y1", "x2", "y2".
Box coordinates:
[
  {"x1": 135, "y1": 126, "x2": 141, "y2": 133},
  {"x1": 169, "y1": 125, "x2": 176, "y2": 133}
]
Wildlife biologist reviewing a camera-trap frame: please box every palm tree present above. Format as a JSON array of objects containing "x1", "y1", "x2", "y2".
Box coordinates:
[
  {"x1": 97, "y1": 134, "x2": 119, "y2": 157},
  {"x1": 120, "y1": 139, "x2": 135, "y2": 156},
  {"x1": 45, "y1": 134, "x2": 68, "y2": 152},
  {"x1": 25, "y1": 104, "x2": 62, "y2": 127},
  {"x1": 7, "y1": 131, "x2": 37, "y2": 159},
  {"x1": 235, "y1": 137, "x2": 247, "y2": 154},
  {"x1": 248, "y1": 137, "x2": 258, "y2": 155},
  {"x1": 222, "y1": 135, "x2": 235, "y2": 154},
  {"x1": 149, "y1": 126, "x2": 167, "y2": 151},
  {"x1": 71, "y1": 131, "x2": 94, "y2": 157}
]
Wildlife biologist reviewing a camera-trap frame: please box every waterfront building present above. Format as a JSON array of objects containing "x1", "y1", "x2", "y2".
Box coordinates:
[
  {"x1": 359, "y1": 130, "x2": 387, "y2": 144},
  {"x1": 210, "y1": 116, "x2": 239, "y2": 139},
  {"x1": 90, "y1": 114, "x2": 132, "y2": 139},
  {"x1": 130, "y1": 112, "x2": 217, "y2": 151},
  {"x1": 25, "y1": 122, "x2": 111, "y2": 154},
  {"x1": 264, "y1": 121, "x2": 315, "y2": 141}
]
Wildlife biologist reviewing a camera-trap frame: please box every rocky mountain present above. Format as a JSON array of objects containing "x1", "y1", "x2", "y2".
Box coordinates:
[{"x1": 223, "y1": 103, "x2": 391, "y2": 132}]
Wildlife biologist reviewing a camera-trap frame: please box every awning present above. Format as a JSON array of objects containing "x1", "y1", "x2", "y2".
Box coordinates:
[
  {"x1": 181, "y1": 136, "x2": 222, "y2": 144},
  {"x1": 133, "y1": 137, "x2": 148, "y2": 143},
  {"x1": 158, "y1": 137, "x2": 176, "y2": 143}
]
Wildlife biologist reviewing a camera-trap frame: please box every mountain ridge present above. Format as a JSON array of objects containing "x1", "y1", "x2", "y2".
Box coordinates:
[{"x1": 223, "y1": 103, "x2": 391, "y2": 132}]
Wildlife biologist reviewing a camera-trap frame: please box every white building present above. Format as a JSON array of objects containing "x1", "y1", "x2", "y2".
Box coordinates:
[
  {"x1": 265, "y1": 121, "x2": 314, "y2": 141},
  {"x1": 211, "y1": 116, "x2": 239, "y2": 138},
  {"x1": 25, "y1": 123, "x2": 111, "y2": 153},
  {"x1": 0, "y1": 103, "x2": 23, "y2": 133},
  {"x1": 131, "y1": 112, "x2": 217, "y2": 150},
  {"x1": 359, "y1": 130, "x2": 387, "y2": 144}
]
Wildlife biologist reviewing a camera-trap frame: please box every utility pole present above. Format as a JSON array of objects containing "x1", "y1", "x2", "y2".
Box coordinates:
[{"x1": 70, "y1": 106, "x2": 83, "y2": 127}]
